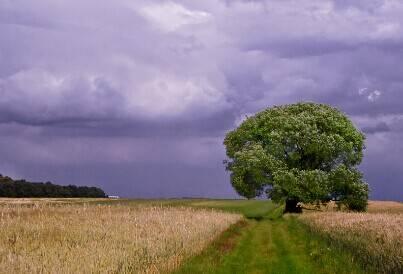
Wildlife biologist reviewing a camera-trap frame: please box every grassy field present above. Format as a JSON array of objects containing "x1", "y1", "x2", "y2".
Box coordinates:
[
  {"x1": 0, "y1": 198, "x2": 401, "y2": 273},
  {"x1": 176, "y1": 201, "x2": 371, "y2": 274},
  {"x1": 0, "y1": 201, "x2": 241, "y2": 273},
  {"x1": 189, "y1": 200, "x2": 279, "y2": 219},
  {"x1": 176, "y1": 217, "x2": 371, "y2": 274},
  {"x1": 300, "y1": 201, "x2": 403, "y2": 274},
  {"x1": 176, "y1": 200, "x2": 402, "y2": 274}
]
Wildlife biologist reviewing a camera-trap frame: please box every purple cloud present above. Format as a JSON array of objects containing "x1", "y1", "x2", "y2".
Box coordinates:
[{"x1": 0, "y1": 0, "x2": 402, "y2": 200}]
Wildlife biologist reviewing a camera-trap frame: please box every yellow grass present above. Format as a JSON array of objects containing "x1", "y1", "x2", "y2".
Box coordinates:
[
  {"x1": 300, "y1": 203, "x2": 403, "y2": 273},
  {"x1": 302, "y1": 200, "x2": 403, "y2": 213},
  {"x1": 0, "y1": 203, "x2": 242, "y2": 273},
  {"x1": 367, "y1": 200, "x2": 403, "y2": 213}
]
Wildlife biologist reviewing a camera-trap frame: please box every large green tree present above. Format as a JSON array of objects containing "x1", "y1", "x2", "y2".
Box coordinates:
[{"x1": 224, "y1": 102, "x2": 369, "y2": 212}]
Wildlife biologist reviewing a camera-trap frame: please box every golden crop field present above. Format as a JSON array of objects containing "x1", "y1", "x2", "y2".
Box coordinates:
[
  {"x1": 0, "y1": 202, "x2": 242, "y2": 273},
  {"x1": 300, "y1": 201, "x2": 403, "y2": 273},
  {"x1": 367, "y1": 200, "x2": 403, "y2": 213}
]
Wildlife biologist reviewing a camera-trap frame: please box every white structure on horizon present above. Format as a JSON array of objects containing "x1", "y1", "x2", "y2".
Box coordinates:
[{"x1": 108, "y1": 195, "x2": 120, "y2": 199}]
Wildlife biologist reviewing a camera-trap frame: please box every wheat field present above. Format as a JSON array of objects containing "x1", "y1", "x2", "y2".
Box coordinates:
[
  {"x1": 0, "y1": 202, "x2": 241, "y2": 273},
  {"x1": 300, "y1": 201, "x2": 403, "y2": 273}
]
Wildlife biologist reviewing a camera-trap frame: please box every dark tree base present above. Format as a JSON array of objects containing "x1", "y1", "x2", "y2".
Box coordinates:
[{"x1": 284, "y1": 199, "x2": 302, "y2": 213}]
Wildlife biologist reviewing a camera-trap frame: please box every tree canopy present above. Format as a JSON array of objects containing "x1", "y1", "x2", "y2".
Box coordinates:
[{"x1": 224, "y1": 102, "x2": 369, "y2": 212}]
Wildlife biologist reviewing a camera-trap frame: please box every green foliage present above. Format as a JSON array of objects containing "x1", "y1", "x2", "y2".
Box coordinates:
[
  {"x1": 224, "y1": 102, "x2": 369, "y2": 211},
  {"x1": 0, "y1": 174, "x2": 106, "y2": 198},
  {"x1": 329, "y1": 166, "x2": 369, "y2": 211}
]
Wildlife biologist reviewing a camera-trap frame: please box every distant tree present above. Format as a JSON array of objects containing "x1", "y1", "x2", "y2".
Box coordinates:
[
  {"x1": 0, "y1": 174, "x2": 106, "y2": 198},
  {"x1": 224, "y1": 102, "x2": 369, "y2": 212}
]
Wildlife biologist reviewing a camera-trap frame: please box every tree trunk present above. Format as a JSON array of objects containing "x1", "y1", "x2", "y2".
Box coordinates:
[{"x1": 284, "y1": 199, "x2": 302, "y2": 213}]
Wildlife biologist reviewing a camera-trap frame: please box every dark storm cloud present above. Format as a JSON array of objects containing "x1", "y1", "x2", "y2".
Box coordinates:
[
  {"x1": 0, "y1": 0, "x2": 402, "y2": 199},
  {"x1": 362, "y1": 122, "x2": 390, "y2": 134}
]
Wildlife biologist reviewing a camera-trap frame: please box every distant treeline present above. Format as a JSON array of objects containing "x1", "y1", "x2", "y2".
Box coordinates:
[{"x1": 0, "y1": 174, "x2": 106, "y2": 198}]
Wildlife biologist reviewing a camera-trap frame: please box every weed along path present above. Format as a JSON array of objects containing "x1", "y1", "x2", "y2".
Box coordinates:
[{"x1": 176, "y1": 201, "x2": 369, "y2": 274}]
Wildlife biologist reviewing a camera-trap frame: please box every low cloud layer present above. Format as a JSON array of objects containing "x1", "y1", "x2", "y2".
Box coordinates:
[{"x1": 1, "y1": 0, "x2": 402, "y2": 200}]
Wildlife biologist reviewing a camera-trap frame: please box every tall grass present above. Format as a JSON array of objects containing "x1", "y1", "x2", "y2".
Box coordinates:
[
  {"x1": 367, "y1": 200, "x2": 403, "y2": 213},
  {"x1": 0, "y1": 203, "x2": 241, "y2": 273},
  {"x1": 300, "y1": 203, "x2": 403, "y2": 274}
]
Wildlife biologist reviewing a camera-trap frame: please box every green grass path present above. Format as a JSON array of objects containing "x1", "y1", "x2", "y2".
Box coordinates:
[{"x1": 176, "y1": 200, "x2": 369, "y2": 274}]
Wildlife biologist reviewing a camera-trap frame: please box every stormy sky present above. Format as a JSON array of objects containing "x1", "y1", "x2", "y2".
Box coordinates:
[{"x1": 1, "y1": 0, "x2": 402, "y2": 200}]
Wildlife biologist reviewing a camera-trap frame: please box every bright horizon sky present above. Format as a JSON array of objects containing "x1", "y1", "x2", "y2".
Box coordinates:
[{"x1": 1, "y1": 0, "x2": 402, "y2": 200}]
